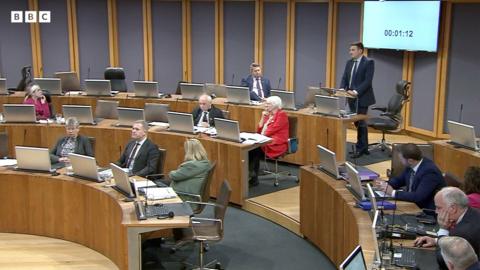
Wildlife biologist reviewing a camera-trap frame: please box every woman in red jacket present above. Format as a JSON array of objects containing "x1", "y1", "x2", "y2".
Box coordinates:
[
  {"x1": 23, "y1": 84, "x2": 51, "y2": 120},
  {"x1": 249, "y1": 96, "x2": 289, "y2": 186}
]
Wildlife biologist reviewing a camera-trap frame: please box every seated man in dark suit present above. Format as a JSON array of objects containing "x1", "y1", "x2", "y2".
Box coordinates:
[
  {"x1": 192, "y1": 94, "x2": 224, "y2": 127},
  {"x1": 116, "y1": 120, "x2": 159, "y2": 177},
  {"x1": 375, "y1": 143, "x2": 446, "y2": 210},
  {"x1": 438, "y1": 236, "x2": 480, "y2": 270},
  {"x1": 414, "y1": 187, "x2": 480, "y2": 270},
  {"x1": 241, "y1": 62, "x2": 271, "y2": 101}
]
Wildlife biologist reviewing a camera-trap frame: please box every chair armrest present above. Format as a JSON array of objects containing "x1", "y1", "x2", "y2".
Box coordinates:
[
  {"x1": 191, "y1": 217, "x2": 223, "y2": 230},
  {"x1": 145, "y1": 173, "x2": 165, "y2": 180},
  {"x1": 371, "y1": 106, "x2": 387, "y2": 112},
  {"x1": 176, "y1": 192, "x2": 201, "y2": 201},
  {"x1": 185, "y1": 201, "x2": 216, "y2": 207},
  {"x1": 379, "y1": 112, "x2": 395, "y2": 117}
]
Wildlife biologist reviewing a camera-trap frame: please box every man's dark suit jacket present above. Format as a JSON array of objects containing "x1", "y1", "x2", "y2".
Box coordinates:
[
  {"x1": 437, "y1": 208, "x2": 480, "y2": 270},
  {"x1": 50, "y1": 135, "x2": 94, "y2": 163},
  {"x1": 116, "y1": 138, "x2": 159, "y2": 177},
  {"x1": 340, "y1": 56, "x2": 376, "y2": 108},
  {"x1": 388, "y1": 158, "x2": 446, "y2": 210},
  {"x1": 241, "y1": 75, "x2": 272, "y2": 101},
  {"x1": 192, "y1": 105, "x2": 225, "y2": 127}
]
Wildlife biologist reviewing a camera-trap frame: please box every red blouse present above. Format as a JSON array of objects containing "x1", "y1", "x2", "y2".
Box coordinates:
[{"x1": 257, "y1": 109, "x2": 289, "y2": 158}]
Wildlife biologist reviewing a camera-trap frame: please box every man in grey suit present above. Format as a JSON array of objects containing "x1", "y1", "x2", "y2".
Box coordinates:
[
  {"x1": 116, "y1": 120, "x2": 159, "y2": 177},
  {"x1": 414, "y1": 187, "x2": 480, "y2": 270}
]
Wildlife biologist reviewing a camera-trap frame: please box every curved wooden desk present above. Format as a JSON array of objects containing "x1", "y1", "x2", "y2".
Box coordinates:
[
  {"x1": 0, "y1": 168, "x2": 190, "y2": 270},
  {"x1": 300, "y1": 166, "x2": 418, "y2": 268},
  {"x1": 432, "y1": 140, "x2": 480, "y2": 181},
  {"x1": 0, "y1": 92, "x2": 363, "y2": 164},
  {"x1": 0, "y1": 120, "x2": 259, "y2": 205}
]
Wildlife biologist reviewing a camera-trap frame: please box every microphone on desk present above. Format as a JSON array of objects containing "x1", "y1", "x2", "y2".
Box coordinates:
[
  {"x1": 87, "y1": 67, "x2": 91, "y2": 79},
  {"x1": 137, "y1": 68, "x2": 142, "y2": 81},
  {"x1": 277, "y1": 77, "x2": 282, "y2": 89},
  {"x1": 231, "y1": 74, "x2": 235, "y2": 85},
  {"x1": 458, "y1": 103, "x2": 464, "y2": 123}
]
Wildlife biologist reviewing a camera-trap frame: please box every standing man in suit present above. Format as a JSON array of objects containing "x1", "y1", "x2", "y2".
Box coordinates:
[
  {"x1": 340, "y1": 42, "x2": 375, "y2": 158},
  {"x1": 375, "y1": 143, "x2": 446, "y2": 210},
  {"x1": 116, "y1": 120, "x2": 159, "y2": 177},
  {"x1": 414, "y1": 187, "x2": 480, "y2": 270},
  {"x1": 192, "y1": 94, "x2": 224, "y2": 127},
  {"x1": 241, "y1": 63, "x2": 272, "y2": 101}
]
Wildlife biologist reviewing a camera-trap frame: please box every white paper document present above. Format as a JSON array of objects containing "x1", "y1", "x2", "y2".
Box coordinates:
[
  {"x1": 240, "y1": 132, "x2": 271, "y2": 144},
  {"x1": 144, "y1": 187, "x2": 177, "y2": 200},
  {"x1": 0, "y1": 159, "x2": 17, "y2": 167}
]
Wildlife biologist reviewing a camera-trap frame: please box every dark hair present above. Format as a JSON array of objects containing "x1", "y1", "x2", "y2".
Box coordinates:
[
  {"x1": 399, "y1": 143, "x2": 423, "y2": 161},
  {"x1": 463, "y1": 166, "x2": 480, "y2": 195},
  {"x1": 350, "y1": 41, "x2": 364, "y2": 51}
]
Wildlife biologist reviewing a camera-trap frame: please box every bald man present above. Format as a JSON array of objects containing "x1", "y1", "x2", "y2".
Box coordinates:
[
  {"x1": 439, "y1": 236, "x2": 480, "y2": 270},
  {"x1": 192, "y1": 94, "x2": 225, "y2": 127}
]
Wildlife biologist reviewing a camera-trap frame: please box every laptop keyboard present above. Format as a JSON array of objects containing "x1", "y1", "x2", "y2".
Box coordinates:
[
  {"x1": 393, "y1": 246, "x2": 416, "y2": 268},
  {"x1": 134, "y1": 201, "x2": 172, "y2": 220}
]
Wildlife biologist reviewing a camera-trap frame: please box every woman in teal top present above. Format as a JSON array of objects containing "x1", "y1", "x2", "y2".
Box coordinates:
[{"x1": 169, "y1": 139, "x2": 211, "y2": 201}]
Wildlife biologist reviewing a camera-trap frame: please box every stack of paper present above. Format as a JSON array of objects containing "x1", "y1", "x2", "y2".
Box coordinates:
[
  {"x1": 240, "y1": 132, "x2": 271, "y2": 144},
  {"x1": 149, "y1": 122, "x2": 169, "y2": 128},
  {"x1": 144, "y1": 187, "x2": 177, "y2": 200},
  {"x1": 0, "y1": 159, "x2": 17, "y2": 167}
]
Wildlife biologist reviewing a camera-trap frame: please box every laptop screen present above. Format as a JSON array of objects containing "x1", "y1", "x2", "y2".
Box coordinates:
[
  {"x1": 215, "y1": 118, "x2": 241, "y2": 142},
  {"x1": 447, "y1": 120, "x2": 478, "y2": 150},
  {"x1": 15, "y1": 146, "x2": 52, "y2": 172},
  {"x1": 316, "y1": 145, "x2": 340, "y2": 178},
  {"x1": 345, "y1": 162, "x2": 366, "y2": 201},
  {"x1": 339, "y1": 245, "x2": 367, "y2": 270}
]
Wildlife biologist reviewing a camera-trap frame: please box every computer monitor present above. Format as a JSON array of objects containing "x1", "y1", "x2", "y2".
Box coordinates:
[
  {"x1": 95, "y1": 100, "x2": 119, "y2": 119},
  {"x1": 68, "y1": 153, "x2": 103, "y2": 182},
  {"x1": 15, "y1": 146, "x2": 52, "y2": 172},
  {"x1": 447, "y1": 120, "x2": 479, "y2": 151},
  {"x1": 315, "y1": 95, "x2": 341, "y2": 116},
  {"x1": 215, "y1": 118, "x2": 241, "y2": 142},
  {"x1": 226, "y1": 85, "x2": 250, "y2": 105},
  {"x1": 271, "y1": 90, "x2": 296, "y2": 111},
  {"x1": 339, "y1": 245, "x2": 367, "y2": 270},
  {"x1": 62, "y1": 105, "x2": 96, "y2": 125},
  {"x1": 116, "y1": 107, "x2": 145, "y2": 127},
  {"x1": 55, "y1": 71, "x2": 81, "y2": 91},
  {"x1": 35, "y1": 78, "x2": 62, "y2": 95},
  {"x1": 304, "y1": 86, "x2": 329, "y2": 107},
  {"x1": 145, "y1": 103, "x2": 169, "y2": 123},
  {"x1": 85, "y1": 79, "x2": 112, "y2": 96},
  {"x1": 167, "y1": 112, "x2": 195, "y2": 134},
  {"x1": 180, "y1": 83, "x2": 205, "y2": 100},
  {"x1": 110, "y1": 162, "x2": 135, "y2": 198},
  {"x1": 345, "y1": 162, "x2": 367, "y2": 201},
  {"x1": 0, "y1": 78, "x2": 7, "y2": 95},
  {"x1": 2, "y1": 104, "x2": 37, "y2": 123},
  {"x1": 133, "y1": 81, "x2": 160, "y2": 98},
  {"x1": 204, "y1": 83, "x2": 227, "y2": 98},
  {"x1": 316, "y1": 145, "x2": 342, "y2": 179}
]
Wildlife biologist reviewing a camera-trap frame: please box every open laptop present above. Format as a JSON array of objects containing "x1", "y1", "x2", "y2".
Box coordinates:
[
  {"x1": 339, "y1": 245, "x2": 367, "y2": 270},
  {"x1": 271, "y1": 90, "x2": 297, "y2": 111},
  {"x1": 116, "y1": 107, "x2": 145, "y2": 127},
  {"x1": 316, "y1": 145, "x2": 379, "y2": 181},
  {"x1": 447, "y1": 120, "x2": 479, "y2": 151},
  {"x1": 167, "y1": 112, "x2": 195, "y2": 134},
  {"x1": 35, "y1": 78, "x2": 62, "y2": 95},
  {"x1": 0, "y1": 78, "x2": 8, "y2": 95},
  {"x1": 68, "y1": 153, "x2": 105, "y2": 182},
  {"x1": 214, "y1": 118, "x2": 242, "y2": 142},
  {"x1": 85, "y1": 79, "x2": 113, "y2": 96},
  {"x1": 226, "y1": 85, "x2": 251, "y2": 105},
  {"x1": 15, "y1": 146, "x2": 54, "y2": 172},
  {"x1": 145, "y1": 103, "x2": 169, "y2": 123},
  {"x1": 204, "y1": 83, "x2": 226, "y2": 98},
  {"x1": 345, "y1": 162, "x2": 367, "y2": 201},
  {"x1": 110, "y1": 162, "x2": 136, "y2": 198},
  {"x1": 95, "y1": 100, "x2": 119, "y2": 119},
  {"x1": 315, "y1": 95, "x2": 356, "y2": 117},
  {"x1": 371, "y1": 210, "x2": 383, "y2": 266},
  {"x1": 62, "y1": 105, "x2": 97, "y2": 125},
  {"x1": 2, "y1": 104, "x2": 37, "y2": 123},
  {"x1": 55, "y1": 71, "x2": 81, "y2": 91},
  {"x1": 133, "y1": 81, "x2": 161, "y2": 98},
  {"x1": 180, "y1": 83, "x2": 205, "y2": 100}
]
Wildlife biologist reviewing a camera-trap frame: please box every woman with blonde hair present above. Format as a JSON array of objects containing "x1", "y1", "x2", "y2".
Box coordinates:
[
  {"x1": 23, "y1": 84, "x2": 51, "y2": 120},
  {"x1": 169, "y1": 139, "x2": 211, "y2": 199}
]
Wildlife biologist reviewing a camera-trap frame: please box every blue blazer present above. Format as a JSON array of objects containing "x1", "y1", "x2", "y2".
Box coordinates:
[
  {"x1": 340, "y1": 56, "x2": 376, "y2": 107},
  {"x1": 241, "y1": 75, "x2": 271, "y2": 101},
  {"x1": 388, "y1": 158, "x2": 446, "y2": 210}
]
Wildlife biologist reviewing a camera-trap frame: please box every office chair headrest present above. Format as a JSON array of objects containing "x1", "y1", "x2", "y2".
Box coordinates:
[
  {"x1": 104, "y1": 67, "x2": 126, "y2": 80},
  {"x1": 396, "y1": 80, "x2": 410, "y2": 96}
]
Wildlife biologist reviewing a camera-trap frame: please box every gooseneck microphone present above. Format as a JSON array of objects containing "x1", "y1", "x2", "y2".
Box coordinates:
[
  {"x1": 87, "y1": 67, "x2": 91, "y2": 79},
  {"x1": 277, "y1": 77, "x2": 282, "y2": 89},
  {"x1": 459, "y1": 103, "x2": 464, "y2": 123},
  {"x1": 231, "y1": 74, "x2": 235, "y2": 85},
  {"x1": 137, "y1": 69, "x2": 142, "y2": 81}
]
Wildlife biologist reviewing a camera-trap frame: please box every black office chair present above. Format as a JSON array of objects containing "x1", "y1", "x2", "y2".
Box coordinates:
[
  {"x1": 367, "y1": 80, "x2": 410, "y2": 154},
  {"x1": 0, "y1": 132, "x2": 9, "y2": 158},
  {"x1": 104, "y1": 67, "x2": 127, "y2": 92},
  {"x1": 145, "y1": 148, "x2": 167, "y2": 181},
  {"x1": 87, "y1": 137, "x2": 96, "y2": 157},
  {"x1": 263, "y1": 116, "x2": 299, "y2": 186},
  {"x1": 16, "y1": 66, "x2": 34, "y2": 91}
]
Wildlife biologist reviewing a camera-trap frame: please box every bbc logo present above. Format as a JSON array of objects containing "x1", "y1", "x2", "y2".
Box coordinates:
[{"x1": 11, "y1": 11, "x2": 51, "y2": 23}]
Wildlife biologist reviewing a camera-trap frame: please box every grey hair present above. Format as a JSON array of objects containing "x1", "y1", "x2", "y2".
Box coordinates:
[
  {"x1": 439, "y1": 236, "x2": 478, "y2": 269},
  {"x1": 440, "y1": 187, "x2": 469, "y2": 209},
  {"x1": 133, "y1": 120, "x2": 149, "y2": 131},
  {"x1": 199, "y1": 94, "x2": 212, "y2": 103},
  {"x1": 266, "y1": 96, "x2": 282, "y2": 109},
  {"x1": 65, "y1": 117, "x2": 80, "y2": 128}
]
